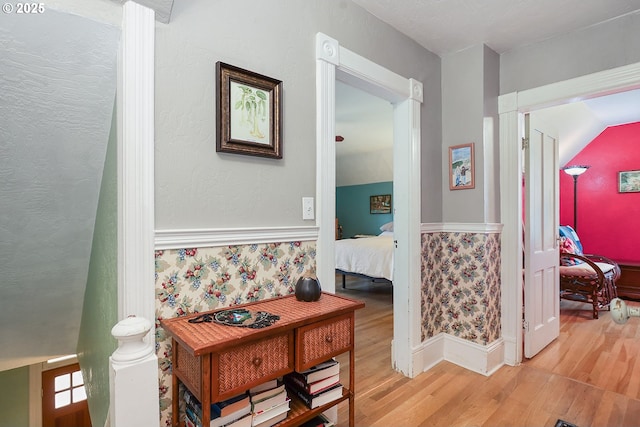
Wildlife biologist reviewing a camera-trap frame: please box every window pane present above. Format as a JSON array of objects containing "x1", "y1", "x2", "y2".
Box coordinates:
[
  {"x1": 54, "y1": 374, "x2": 70, "y2": 392},
  {"x1": 72, "y1": 370, "x2": 84, "y2": 387},
  {"x1": 55, "y1": 390, "x2": 71, "y2": 409},
  {"x1": 72, "y1": 385, "x2": 87, "y2": 403}
]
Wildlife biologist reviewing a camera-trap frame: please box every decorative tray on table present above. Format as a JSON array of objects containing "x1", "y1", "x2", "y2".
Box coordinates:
[{"x1": 188, "y1": 308, "x2": 279, "y2": 329}]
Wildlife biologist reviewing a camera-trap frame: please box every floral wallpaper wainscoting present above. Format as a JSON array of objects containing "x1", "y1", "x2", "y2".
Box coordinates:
[
  {"x1": 421, "y1": 231, "x2": 501, "y2": 346},
  {"x1": 154, "y1": 241, "x2": 317, "y2": 426}
]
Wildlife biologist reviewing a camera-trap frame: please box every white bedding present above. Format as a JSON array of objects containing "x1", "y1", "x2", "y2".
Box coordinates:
[{"x1": 335, "y1": 233, "x2": 394, "y2": 281}]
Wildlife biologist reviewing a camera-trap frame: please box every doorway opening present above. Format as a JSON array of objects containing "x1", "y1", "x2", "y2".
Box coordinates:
[
  {"x1": 315, "y1": 32, "x2": 423, "y2": 377},
  {"x1": 42, "y1": 361, "x2": 91, "y2": 427},
  {"x1": 334, "y1": 79, "x2": 395, "y2": 328},
  {"x1": 499, "y1": 62, "x2": 640, "y2": 365}
]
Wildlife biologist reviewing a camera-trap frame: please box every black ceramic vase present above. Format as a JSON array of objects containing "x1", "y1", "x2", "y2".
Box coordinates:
[{"x1": 295, "y1": 276, "x2": 322, "y2": 302}]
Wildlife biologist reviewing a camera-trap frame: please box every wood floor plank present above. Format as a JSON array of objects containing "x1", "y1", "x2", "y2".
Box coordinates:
[
  {"x1": 334, "y1": 274, "x2": 640, "y2": 427},
  {"x1": 591, "y1": 389, "x2": 627, "y2": 427}
]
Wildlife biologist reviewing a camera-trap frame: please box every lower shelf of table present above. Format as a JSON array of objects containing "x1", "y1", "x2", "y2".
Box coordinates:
[
  {"x1": 275, "y1": 388, "x2": 350, "y2": 427},
  {"x1": 180, "y1": 388, "x2": 351, "y2": 427}
]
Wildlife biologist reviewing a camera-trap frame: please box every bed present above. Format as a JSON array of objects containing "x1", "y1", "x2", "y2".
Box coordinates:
[{"x1": 335, "y1": 231, "x2": 394, "y2": 288}]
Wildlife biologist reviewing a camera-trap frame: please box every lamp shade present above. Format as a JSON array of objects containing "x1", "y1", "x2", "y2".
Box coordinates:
[{"x1": 562, "y1": 165, "x2": 590, "y2": 176}]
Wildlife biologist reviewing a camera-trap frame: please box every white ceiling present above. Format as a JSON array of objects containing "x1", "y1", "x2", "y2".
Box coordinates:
[
  {"x1": 339, "y1": 1, "x2": 640, "y2": 166},
  {"x1": 335, "y1": 81, "x2": 393, "y2": 157},
  {"x1": 538, "y1": 89, "x2": 640, "y2": 165}
]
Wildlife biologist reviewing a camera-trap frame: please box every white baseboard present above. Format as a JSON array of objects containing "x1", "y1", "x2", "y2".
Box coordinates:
[
  {"x1": 501, "y1": 334, "x2": 520, "y2": 366},
  {"x1": 414, "y1": 333, "x2": 505, "y2": 376},
  {"x1": 412, "y1": 334, "x2": 444, "y2": 374}
]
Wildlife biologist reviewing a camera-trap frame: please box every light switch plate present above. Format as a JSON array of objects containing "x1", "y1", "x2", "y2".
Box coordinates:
[{"x1": 302, "y1": 197, "x2": 314, "y2": 220}]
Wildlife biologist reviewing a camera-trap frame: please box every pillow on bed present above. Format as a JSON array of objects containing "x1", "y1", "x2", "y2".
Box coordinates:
[
  {"x1": 379, "y1": 231, "x2": 393, "y2": 236},
  {"x1": 379, "y1": 221, "x2": 394, "y2": 232}
]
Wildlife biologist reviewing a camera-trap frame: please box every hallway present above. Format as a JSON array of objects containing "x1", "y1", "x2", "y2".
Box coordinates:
[{"x1": 335, "y1": 275, "x2": 640, "y2": 426}]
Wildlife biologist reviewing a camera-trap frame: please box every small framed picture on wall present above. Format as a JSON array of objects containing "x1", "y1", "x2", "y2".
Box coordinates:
[
  {"x1": 449, "y1": 143, "x2": 475, "y2": 190},
  {"x1": 619, "y1": 170, "x2": 640, "y2": 193},
  {"x1": 370, "y1": 194, "x2": 392, "y2": 214},
  {"x1": 216, "y1": 62, "x2": 283, "y2": 159}
]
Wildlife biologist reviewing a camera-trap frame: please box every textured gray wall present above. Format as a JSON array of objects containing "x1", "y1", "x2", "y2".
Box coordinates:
[
  {"x1": 441, "y1": 11, "x2": 640, "y2": 224},
  {"x1": 441, "y1": 45, "x2": 487, "y2": 223},
  {"x1": 154, "y1": 0, "x2": 442, "y2": 229},
  {"x1": 483, "y1": 46, "x2": 501, "y2": 224},
  {"x1": 500, "y1": 11, "x2": 640, "y2": 94}
]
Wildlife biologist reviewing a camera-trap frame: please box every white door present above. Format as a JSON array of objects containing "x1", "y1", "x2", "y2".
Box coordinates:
[{"x1": 524, "y1": 113, "x2": 560, "y2": 358}]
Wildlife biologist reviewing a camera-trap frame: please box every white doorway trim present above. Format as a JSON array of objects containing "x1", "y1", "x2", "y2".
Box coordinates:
[
  {"x1": 499, "y1": 62, "x2": 640, "y2": 365},
  {"x1": 315, "y1": 33, "x2": 423, "y2": 377}
]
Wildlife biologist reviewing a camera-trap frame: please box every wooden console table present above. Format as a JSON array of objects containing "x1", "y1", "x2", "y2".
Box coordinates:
[
  {"x1": 160, "y1": 293, "x2": 365, "y2": 427},
  {"x1": 616, "y1": 262, "x2": 640, "y2": 300}
]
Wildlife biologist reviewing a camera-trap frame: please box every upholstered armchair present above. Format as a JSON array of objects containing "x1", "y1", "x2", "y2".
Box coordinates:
[{"x1": 559, "y1": 225, "x2": 621, "y2": 319}]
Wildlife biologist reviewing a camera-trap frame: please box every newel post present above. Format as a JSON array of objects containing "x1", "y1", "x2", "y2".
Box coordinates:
[{"x1": 109, "y1": 316, "x2": 160, "y2": 427}]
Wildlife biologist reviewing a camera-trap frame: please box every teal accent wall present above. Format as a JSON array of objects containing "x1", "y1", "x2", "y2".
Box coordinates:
[
  {"x1": 76, "y1": 101, "x2": 118, "y2": 427},
  {"x1": 0, "y1": 366, "x2": 29, "y2": 427},
  {"x1": 336, "y1": 182, "x2": 393, "y2": 238}
]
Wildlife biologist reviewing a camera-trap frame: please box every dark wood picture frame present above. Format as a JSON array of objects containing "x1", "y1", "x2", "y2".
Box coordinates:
[
  {"x1": 216, "y1": 62, "x2": 282, "y2": 159},
  {"x1": 619, "y1": 170, "x2": 640, "y2": 193},
  {"x1": 449, "y1": 143, "x2": 475, "y2": 190},
  {"x1": 370, "y1": 194, "x2": 392, "y2": 214}
]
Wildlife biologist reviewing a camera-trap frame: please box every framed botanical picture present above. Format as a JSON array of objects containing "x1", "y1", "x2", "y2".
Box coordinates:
[
  {"x1": 216, "y1": 62, "x2": 282, "y2": 159},
  {"x1": 449, "y1": 143, "x2": 475, "y2": 190},
  {"x1": 370, "y1": 194, "x2": 392, "y2": 214},
  {"x1": 619, "y1": 170, "x2": 640, "y2": 193}
]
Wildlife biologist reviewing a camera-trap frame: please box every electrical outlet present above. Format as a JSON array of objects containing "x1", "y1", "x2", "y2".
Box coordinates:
[{"x1": 302, "y1": 197, "x2": 314, "y2": 220}]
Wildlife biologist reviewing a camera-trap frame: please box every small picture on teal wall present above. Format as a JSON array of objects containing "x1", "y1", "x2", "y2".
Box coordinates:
[{"x1": 370, "y1": 194, "x2": 392, "y2": 214}]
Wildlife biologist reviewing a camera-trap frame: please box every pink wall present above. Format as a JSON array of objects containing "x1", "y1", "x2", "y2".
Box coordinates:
[{"x1": 560, "y1": 122, "x2": 640, "y2": 263}]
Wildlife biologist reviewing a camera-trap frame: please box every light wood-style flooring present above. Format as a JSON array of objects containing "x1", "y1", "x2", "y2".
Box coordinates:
[{"x1": 334, "y1": 274, "x2": 640, "y2": 427}]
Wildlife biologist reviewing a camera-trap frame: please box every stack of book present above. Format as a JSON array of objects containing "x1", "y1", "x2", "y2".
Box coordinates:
[
  {"x1": 299, "y1": 413, "x2": 335, "y2": 427},
  {"x1": 283, "y1": 358, "x2": 342, "y2": 410},
  {"x1": 248, "y1": 379, "x2": 290, "y2": 427},
  {"x1": 184, "y1": 388, "x2": 252, "y2": 427}
]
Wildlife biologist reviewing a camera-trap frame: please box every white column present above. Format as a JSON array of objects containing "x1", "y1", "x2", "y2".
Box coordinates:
[
  {"x1": 113, "y1": 1, "x2": 158, "y2": 426},
  {"x1": 119, "y1": 0, "x2": 156, "y2": 328}
]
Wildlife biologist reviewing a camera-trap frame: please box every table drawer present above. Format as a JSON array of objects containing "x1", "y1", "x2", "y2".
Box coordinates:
[
  {"x1": 296, "y1": 313, "x2": 353, "y2": 371},
  {"x1": 213, "y1": 331, "x2": 294, "y2": 400}
]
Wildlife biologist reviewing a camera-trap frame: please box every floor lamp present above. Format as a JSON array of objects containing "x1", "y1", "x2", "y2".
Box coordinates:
[{"x1": 562, "y1": 165, "x2": 590, "y2": 232}]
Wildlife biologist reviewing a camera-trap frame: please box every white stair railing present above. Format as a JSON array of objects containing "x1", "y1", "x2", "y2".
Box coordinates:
[{"x1": 109, "y1": 316, "x2": 159, "y2": 427}]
